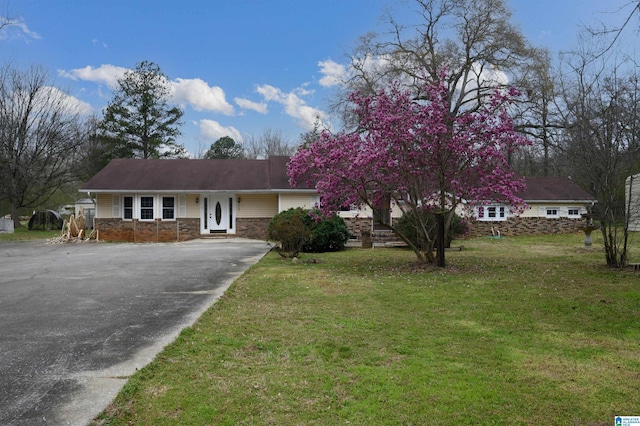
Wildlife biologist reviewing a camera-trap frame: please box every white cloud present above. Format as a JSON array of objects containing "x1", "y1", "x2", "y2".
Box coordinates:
[
  {"x1": 256, "y1": 84, "x2": 281, "y2": 102},
  {"x1": 91, "y1": 38, "x2": 109, "y2": 49},
  {"x1": 234, "y1": 97, "x2": 268, "y2": 114},
  {"x1": 172, "y1": 78, "x2": 234, "y2": 115},
  {"x1": 58, "y1": 90, "x2": 93, "y2": 115},
  {"x1": 199, "y1": 119, "x2": 243, "y2": 143},
  {"x1": 256, "y1": 84, "x2": 327, "y2": 131},
  {"x1": 35, "y1": 86, "x2": 93, "y2": 115},
  {"x1": 454, "y1": 62, "x2": 510, "y2": 106},
  {"x1": 0, "y1": 16, "x2": 41, "y2": 41},
  {"x1": 58, "y1": 64, "x2": 127, "y2": 88},
  {"x1": 318, "y1": 59, "x2": 346, "y2": 87}
]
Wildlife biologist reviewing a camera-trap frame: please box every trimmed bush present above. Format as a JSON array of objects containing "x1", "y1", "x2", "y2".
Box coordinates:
[
  {"x1": 267, "y1": 208, "x2": 349, "y2": 257},
  {"x1": 267, "y1": 208, "x2": 311, "y2": 258},
  {"x1": 303, "y1": 210, "x2": 350, "y2": 253}
]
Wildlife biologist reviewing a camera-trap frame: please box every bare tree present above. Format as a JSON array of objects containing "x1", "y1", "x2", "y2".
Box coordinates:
[
  {"x1": 332, "y1": 0, "x2": 538, "y2": 127},
  {"x1": 0, "y1": 64, "x2": 86, "y2": 227},
  {"x1": 244, "y1": 128, "x2": 295, "y2": 159},
  {"x1": 511, "y1": 49, "x2": 567, "y2": 176},
  {"x1": 558, "y1": 49, "x2": 640, "y2": 267},
  {"x1": 0, "y1": 4, "x2": 14, "y2": 31},
  {"x1": 584, "y1": 1, "x2": 640, "y2": 59},
  {"x1": 75, "y1": 115, "x2": 110, "y2": 181}
]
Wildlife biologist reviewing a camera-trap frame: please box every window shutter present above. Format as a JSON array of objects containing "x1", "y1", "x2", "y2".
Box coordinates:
[
  {"x1": 178, "y1": 194, "x2": 187, "y2": 217},
  {"x1": 112, "y1": 195, "x2": 121, "y2": 218}
]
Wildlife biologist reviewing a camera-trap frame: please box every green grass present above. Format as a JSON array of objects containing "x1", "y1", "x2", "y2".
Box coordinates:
[
  {"x1": 93, "y1": 233, "x2": 640, "y2": 425},
  {"x1": 0, "y1": 223, "x2": 61, "y2": 242}
]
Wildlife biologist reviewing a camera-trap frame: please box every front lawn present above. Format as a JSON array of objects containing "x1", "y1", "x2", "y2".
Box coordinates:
[{"x1": 94, "y1": 233, "x2": 639, "y2": 425}]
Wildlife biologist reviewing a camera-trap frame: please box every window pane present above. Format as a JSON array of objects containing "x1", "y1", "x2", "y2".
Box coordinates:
[
  {"x1": 141, "y1": 196, "x2": 154, "y2": 219},
  {"x1": 123, "y1": 196, "x2": 133, "y2": 219},
  {"x1": 162, "y1": 197, "x2": 175, "y2": 219}
]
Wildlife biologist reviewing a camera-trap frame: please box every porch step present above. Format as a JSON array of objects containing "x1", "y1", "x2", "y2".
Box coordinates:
[{"x1": 199, "y1": 234, "x2": 232, "y2": 239}]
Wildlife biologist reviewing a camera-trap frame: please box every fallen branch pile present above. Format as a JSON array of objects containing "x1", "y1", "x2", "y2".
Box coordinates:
[{"x1": 47, "y1": 210, "x2": 98, "y2": 244}]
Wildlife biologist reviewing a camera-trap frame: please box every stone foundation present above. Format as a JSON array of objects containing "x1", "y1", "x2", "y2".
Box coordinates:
[
  {"x1": 95, "y1": 218, "x2": 200, "y2": 242},
  {"x1": 343, "y1": 216, "x2": 585, "y2": 244},
  {"x1": 94, "y1": 215, "x2": 584, "y2": 243},
  {"x1": 467, "y1": 217, "x2": 584, "y2": 237}
]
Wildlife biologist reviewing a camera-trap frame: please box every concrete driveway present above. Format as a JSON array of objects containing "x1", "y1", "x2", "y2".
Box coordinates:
[{"x1": 0, "y1": 238, "x2": 271, "y2": 425}]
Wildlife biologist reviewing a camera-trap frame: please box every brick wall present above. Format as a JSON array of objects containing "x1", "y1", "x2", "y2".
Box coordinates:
[
  {"x1": 95, "y1": 218, "x2": 200, "y2": 242},
  {"x1": 236, "y1": 218, "x2": 271, "y2": 240}
]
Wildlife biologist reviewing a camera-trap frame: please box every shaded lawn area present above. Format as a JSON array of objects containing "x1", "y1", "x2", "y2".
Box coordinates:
[
  {"x1": 0, "y1": 225, "x2": 60, "y2": 242},
  {"x1": 94, "y1": 233, "x2": 640, "y2": 425}
]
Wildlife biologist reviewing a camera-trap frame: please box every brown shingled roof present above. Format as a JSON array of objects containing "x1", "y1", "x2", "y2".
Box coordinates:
[
  {"x1": 82, "y1": 159, "x2": 594, "y2": 203},
  {"x1": 80, "y1": 156, "x2": 312, "y2": 192},
  {"x1": 519, "y1": 177, "x2": 596, "y2": 202}
]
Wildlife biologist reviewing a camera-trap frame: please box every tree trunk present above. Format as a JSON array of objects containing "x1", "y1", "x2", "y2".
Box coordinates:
[{"x1": 436, "y1": 213, "x2": 446, "y2": 267}]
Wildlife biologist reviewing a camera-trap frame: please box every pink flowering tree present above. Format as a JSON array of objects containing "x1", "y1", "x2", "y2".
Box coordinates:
[{"x1": 288, "y1": 75, "x2": 529, "y2": 265}]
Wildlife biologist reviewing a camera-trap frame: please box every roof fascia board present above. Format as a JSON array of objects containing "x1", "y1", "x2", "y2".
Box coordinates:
[
  {"x1": 523, "y1": 199, "x2": 597, "y2": 203},
  {"x1": 82, "y1": 189, "x2": 318, "y2": 194}
]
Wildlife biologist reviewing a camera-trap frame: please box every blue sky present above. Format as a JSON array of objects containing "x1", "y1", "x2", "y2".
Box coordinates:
[{"x1": 1, "y1": 0, "x2": 635, "y2": 157}]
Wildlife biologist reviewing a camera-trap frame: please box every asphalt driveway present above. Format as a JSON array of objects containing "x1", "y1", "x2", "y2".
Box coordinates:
[{"x1": 0, "y1": 238, "x2": 271, "y2": 425}]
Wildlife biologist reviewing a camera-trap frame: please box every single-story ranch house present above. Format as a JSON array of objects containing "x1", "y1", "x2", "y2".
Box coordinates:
[
  {"x1": 80, "y1": 157, "x2": 597, "y2": 242},
  {"x1": 468, "y1": 176, "x2": 597, "y2": 237}
]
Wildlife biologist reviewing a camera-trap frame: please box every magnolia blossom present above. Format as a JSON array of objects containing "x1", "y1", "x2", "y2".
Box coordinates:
[{"x1": 288, "y1": 74, "x2": 529, "y2": 264}]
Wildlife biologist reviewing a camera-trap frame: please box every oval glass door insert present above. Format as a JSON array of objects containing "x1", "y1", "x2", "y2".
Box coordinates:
[{"x1": 215, "y1": 201, "x2": 222, "y2": 225}]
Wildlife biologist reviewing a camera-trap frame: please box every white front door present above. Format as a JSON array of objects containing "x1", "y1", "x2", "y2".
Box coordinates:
[{"x1": 205, "y1": 195, "x2": 230, "y2": 233}]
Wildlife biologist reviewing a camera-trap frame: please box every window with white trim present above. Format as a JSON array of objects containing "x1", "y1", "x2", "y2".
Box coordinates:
[
  {"x1": 140, "y1": 196, "x2": 154, "y2": 220},
  {"x1": 123, "y1": 196, "x2": 133, "y2": 220},
  {"x1": 476, "y1": 205, "x2": 507, "y2": 221},
  {"x1": 162, "y1": 196, "x2": 175, "y2": 220},
  {"x1": 545, "y1": 208, "x2": 559, "y2": 218},
  {"x1": 567, "y1": 207, "x2": 581, "y2": 217}
]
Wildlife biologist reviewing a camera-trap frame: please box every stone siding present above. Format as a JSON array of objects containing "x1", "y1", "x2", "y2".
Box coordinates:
[
  {"x1": 343, "y1": 216, "x2": 585, "y2": 244},
  {"x1": 95, "y1": 218, "x2": 200, "y2": 242},
  {"x1": 94, "y1": 215, "x2": 584, "y2": 243},
  {"x1": 342, "y1": 217, "x2": 401, "y2": 244},
  {"x1": 467, "y1": 217, "x2": 585, "y2": 237}
]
